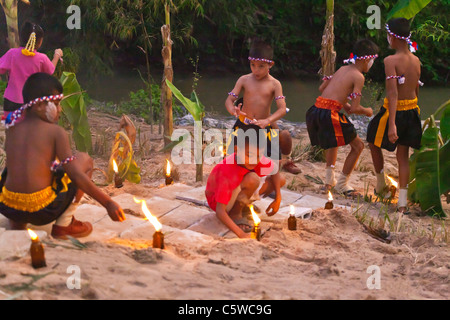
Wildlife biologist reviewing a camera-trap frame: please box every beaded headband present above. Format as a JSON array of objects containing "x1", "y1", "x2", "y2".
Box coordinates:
[
  {"x1": 385, "y1": 23, "x2": 417, "y2": 52},
  {"x1": 2, "y1": 94, "x2": 64, "y2": 129},
  {"x1": 248, "y1": 57, "x2": 274, "y2": 64},
  {"x1": 343, "y1": 53, "x2": 378, "y2": 64}
]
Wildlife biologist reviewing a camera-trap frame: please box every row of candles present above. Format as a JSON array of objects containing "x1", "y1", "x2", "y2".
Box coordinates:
[{"x1": 27, "y1": 159, "x2": 399, "y2": 268}]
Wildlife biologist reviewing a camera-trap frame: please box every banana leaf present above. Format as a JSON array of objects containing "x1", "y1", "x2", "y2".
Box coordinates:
[
  {"x1": 408, "y1": 100, "x2": 450, "y2": 218},
  {"x1": 387, "y1": 0, "x2": 432, "y2": 20},
  {"x1": 60, "y1": 72, "x2": 92, "y2": 154},
  {"x1": 165, "y1": 79, "x2": 204, "y2": 121}
]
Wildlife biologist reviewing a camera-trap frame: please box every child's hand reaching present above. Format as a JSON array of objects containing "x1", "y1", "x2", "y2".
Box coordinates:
[
  {"x1": 266, "y1": 197, "x2": 281, "y2": 216},
  {"x1": 106, "y1": 200, "x2": 126, "y2": 222}
]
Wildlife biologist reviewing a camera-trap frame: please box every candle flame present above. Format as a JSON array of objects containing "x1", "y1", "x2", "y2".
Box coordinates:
[
  {"x1": 387, "y1": 175, "x2": 398, "y2": 188},
  {"x1": 249, "y1": 205, "x2": 261, "y2": 226},
  {"x1": 166, "y1": 159, "x2": 171, "y2": 176},
  {"x1": 112, "y1": 159, "x2": 119, "y2": 173},
  {"x1": 133, "y1": 197, "x2": 162, "y2": 232},
  {"x1": 328, "y1": 191, "x2": 333, "y2": 201},
  {"x1": 290, "y1": 205, "x2": 295, "y2": 216},
  {"x1": 27, "y1": 229, "x2": 38, "y2": 241}
]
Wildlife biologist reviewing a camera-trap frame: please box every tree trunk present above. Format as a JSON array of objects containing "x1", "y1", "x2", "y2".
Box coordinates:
[
  {"x1": 161, "y1": 3, "x2": 173, "y2": 147},
  {"x1": 319, "y1": 0, "x2": 336, "y2": 77},
  {"x1": 1, "y1": 0, "x2": 21, "y2": 48}
]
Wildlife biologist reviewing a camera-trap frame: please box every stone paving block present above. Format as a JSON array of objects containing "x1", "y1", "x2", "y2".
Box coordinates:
[
  {"x1": 176, "y1": 186, "x2": 207, "y2": 203},
  {"x1": 82, "y1": 212, "x2": 145, "y2": 242},
  {"x1": 292, "y1": 195, "x2": 327, "y2": 209},
  {"x1": 165, "y1": 229, "x2": 214, "y2": 248},
  {"x1": 259, "y1": 205, "x2": 313, "y2": 222},
  {"x1": 278, "y1": 189, "x2": 304, "y2": 207},
  {"x1": 159, "y1": 204, "x2": 211, "y2": 230},
  {"x1": 119, "y1": 222, "x2": 178, "y2": 241},
  {"x1": 187, "y1": 213, "x2": 230, "y2": 237},
  {"x1": 152, "y1": 183, "x2": 195, "y2": 200},
  {"x1": 112, "y1": 194, "x2": 184, "y2": 218},
  {"x1": 0, "y1": 230, "x2": 47, "y2": 261},
  {"x1": 277, "y1": 205, "x2": 313, "y2": 219}
]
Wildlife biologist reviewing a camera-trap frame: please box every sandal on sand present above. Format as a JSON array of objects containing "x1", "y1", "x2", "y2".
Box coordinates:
[
  {"x1": 342, "y1": 190, "x2": 363, "y2": 199},
  {"x1": 320, "y1": 184, "x2": 333, "y2": 194},
  {"x1": 232, "y1": 218, "x2": 253, "y2": 233},
  {"x1": 374, "y1": 187, "x2": 393, "y2": 200},
  {"x1": 396, "y1": 207, "x2": 410, "y2": 215}
]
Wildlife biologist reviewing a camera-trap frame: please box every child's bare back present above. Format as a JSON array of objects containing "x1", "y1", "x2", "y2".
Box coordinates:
[
  {"x1": 5, "y1": 117, "x2": 61, "y2": 193},
  {"x1": 320, "y1": 65, "x2": 364, "y2": 106},
  {"x1": 384, "y1": 52, "x2": 421, "y2": 101}
]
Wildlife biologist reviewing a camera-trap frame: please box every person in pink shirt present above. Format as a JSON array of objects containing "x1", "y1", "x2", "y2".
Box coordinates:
[{"x1": 0, "y1": 21, "x2": 63, "y2": 113}]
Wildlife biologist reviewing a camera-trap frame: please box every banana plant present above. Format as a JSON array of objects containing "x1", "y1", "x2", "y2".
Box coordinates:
[
  {"x1": 387, "y1": 0, "x2": 432, "y2": 20},
  {"x1": 60, "y1": 72, "x2": 92, "y2": 154},
  {"x1": 165, "y1": 79, "x2": 205, "y2": 182},
  {"x1": 408, "y1": 99, "x2": 450, "y2": 218}
]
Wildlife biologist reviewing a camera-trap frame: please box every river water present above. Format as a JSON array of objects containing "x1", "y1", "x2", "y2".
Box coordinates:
[{"x1": 82, "y1": 71, "x2": 449, "y2": 123}]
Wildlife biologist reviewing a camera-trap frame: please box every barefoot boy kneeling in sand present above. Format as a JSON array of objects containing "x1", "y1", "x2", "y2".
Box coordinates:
[
  {"x1": 206, "y1": 128, "x2": 285, "y2": 239},
  {"x1": 0, "y1": 73, "x2": 125, "y2": 239}
]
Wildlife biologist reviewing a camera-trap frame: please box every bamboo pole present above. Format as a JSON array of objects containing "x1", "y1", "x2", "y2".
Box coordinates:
[
  {"x1": 161, "y1": 2, "x2": 173, "y2": 147},
  {"x1": 319, "y1": 0, "x2": 336, "y2": 77}
]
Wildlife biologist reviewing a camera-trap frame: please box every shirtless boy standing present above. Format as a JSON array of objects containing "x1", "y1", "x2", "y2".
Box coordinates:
[{"x1": 225, "y1": 39, "x2": 301, "y2": 174}]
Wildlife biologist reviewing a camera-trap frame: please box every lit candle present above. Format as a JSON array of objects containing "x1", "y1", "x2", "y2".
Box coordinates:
[
  {"x1": 288, "y1": 205, "x2": 297, "y2": 230},
  {"x1": 218, "y1": 144, "x2": 226, "y2": 158},
  {"x1": 28, "y1": 229, "x2": 46, "y2": 269},
  {"x1": 386, "y1": 176, "x2": 398, "y2": 198},
  {"x1": 134, "y1": 197, "x2": 164, "y2": 249},
  {"x1": 325, "y1": 191, "x2": 334, "y2": 209},
  {"x1": 113, "y1": 159, "x2": 123, "y2": 188},
  {"x1": 249, "y1": 205, "x2": 261, "y2": 241},
  {"x1": 165, "y1": 160, "x2": 173, "y2": 186}
]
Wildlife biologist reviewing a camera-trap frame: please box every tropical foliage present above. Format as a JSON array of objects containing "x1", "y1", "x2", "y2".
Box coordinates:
[
  {"x1": 1, "y1": 0, "x2": 448, "y2": 84},
  {"x1": 60, "y1": 71, "x2": 92, "y2": 153},
  {"x1": 408, "y1": 100, "x2": 450, "y2": 218}
]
